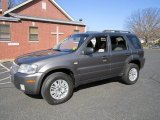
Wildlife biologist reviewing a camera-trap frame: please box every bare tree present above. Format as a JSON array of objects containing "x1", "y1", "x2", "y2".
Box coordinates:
[
  {"x1": 126, "y1": 8, "x2": 160, "y2": 44},
  {"x1": 8, "y1": 0, "x2": 27, "y2": 8},
  {"x1": 15, "y1": 0, "x2": 27, "y2": 4},
  {"x1": 8, "y1": 0, "x2": 15, "y2": 8}
]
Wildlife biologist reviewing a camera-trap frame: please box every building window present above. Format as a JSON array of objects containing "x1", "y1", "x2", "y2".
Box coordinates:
[
  {"x1": 74, "y1": 30, "x2": 80, "y2": 33},
  {"x1": 42, "y1": 2, "x2": 47, "y2": 10},
  {"x1": 0, "y1": 24, "x2": 11, "y2": 41},
  {"x1": 29, "y1": 27, "x2": 38, "y2": 41}
]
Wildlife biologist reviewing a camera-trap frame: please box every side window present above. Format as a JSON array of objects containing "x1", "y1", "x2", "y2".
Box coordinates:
[
  {"x1": 87, "y1": 36, "x2": 107, "y2": 53},
  {"x1": 126, "y1": 35, "x2": 142, "y2": 49},
  {"x1": 110, "y1": 36, "x2": 127, "y2": 51}
]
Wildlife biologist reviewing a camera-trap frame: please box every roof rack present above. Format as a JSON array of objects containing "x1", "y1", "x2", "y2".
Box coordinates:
[
  {"x1": 103, "y1": 30, "x2": 131, "y2": 33},
  {"x1": 86, "y1": 31, "x2": 100, "y2": 33}
]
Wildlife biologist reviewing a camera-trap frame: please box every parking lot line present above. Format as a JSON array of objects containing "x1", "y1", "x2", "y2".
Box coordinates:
[
  {"x1": 0, "y1": 69, "x2": 7, "y2": 73},
  {"x1": 0, "y1": 77, "x2": 10, "y2": 82},
  {"x1": 0, "y1": 68, "x2": 5, "y2": 70},
  {"x1": 0, "y1": 71, "x2": 9, "y2": 74},
  {"x1": 0, "y1": 63, "x2": 10, "y2": 71},
  {"x1": 0, "y1": 82, "x2": 12, "y2": 85}
]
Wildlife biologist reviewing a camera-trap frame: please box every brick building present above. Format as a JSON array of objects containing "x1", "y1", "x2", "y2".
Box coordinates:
[{"x1": 0, "y1": 0, "x2": 85, "y2": 59}]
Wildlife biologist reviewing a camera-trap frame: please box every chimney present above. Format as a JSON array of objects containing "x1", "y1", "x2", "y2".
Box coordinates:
[{"x1": 2, "y1": 0, "x2": 8, "y2": 13}]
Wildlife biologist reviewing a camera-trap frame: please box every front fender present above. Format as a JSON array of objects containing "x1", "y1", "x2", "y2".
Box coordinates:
[{"x1": 38, "y1": 62, "x2": 77, "y2": 75}]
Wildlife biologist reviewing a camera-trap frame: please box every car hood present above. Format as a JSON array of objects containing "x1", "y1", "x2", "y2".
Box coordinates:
[{"x1": 15, "y1": 49, "x2": 71, "y2": 65}]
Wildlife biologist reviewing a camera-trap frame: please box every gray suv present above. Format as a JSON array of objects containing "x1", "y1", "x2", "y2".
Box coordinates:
[{"x1": 10, "y1": 30, "x2": 145, "y2": 105}]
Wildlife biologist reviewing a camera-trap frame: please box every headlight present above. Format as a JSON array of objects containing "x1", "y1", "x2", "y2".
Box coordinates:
[{"x1": 18, "y1": 64, "x2": 38, "y2": 74}]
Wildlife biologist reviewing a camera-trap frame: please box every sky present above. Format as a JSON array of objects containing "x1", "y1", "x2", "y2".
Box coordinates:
[{"x1": 55, "y1": 0, "x2": 160, "y2": 31}]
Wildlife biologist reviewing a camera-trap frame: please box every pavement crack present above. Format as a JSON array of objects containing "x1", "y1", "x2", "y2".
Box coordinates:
[{"x1": 150, "y1": 78, "x2": 160, "y2": 85}]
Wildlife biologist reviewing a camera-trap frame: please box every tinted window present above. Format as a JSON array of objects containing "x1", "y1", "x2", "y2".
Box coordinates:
[
  {"x1": 126, "y1": 35, "x2": 142, "y2": 49},
  {"x1": 110, "y1": 36, "x2": 127, "y2": 51}
]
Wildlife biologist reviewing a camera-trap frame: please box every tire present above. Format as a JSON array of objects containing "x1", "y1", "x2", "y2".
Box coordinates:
[
  {"x1": 122, "y1": 63, "x2": 139, "y2": 85},
  {"x1": 41, "y1": 72, "x2": 74, "y2": 105}
]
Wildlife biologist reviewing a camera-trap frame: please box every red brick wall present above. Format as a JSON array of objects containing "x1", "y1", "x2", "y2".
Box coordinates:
[
  {"x1": 14, "y1": 0, "x2": 70, "y2": 21},
  {"x1": 1, "y1": 0, "x2": 8, "y2": 14},
  {"x1": 0, "y1": 21, "x2": 85, "y2": 59}
]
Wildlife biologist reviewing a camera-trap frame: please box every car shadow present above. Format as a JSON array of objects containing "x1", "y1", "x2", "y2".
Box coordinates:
[
  {"x1": 26, "y1": 77, "x2": 123, "y2": 99},
  {"x1": 74, "y1": 77, "x2": 122, "y2": 92},
  {"x1": 26, "y1": 94, "x2": 43, "y2": 99}
]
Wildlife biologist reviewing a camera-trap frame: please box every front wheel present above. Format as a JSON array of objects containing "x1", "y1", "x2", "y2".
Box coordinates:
[
  {"x1": 41, "y1": 72, "x2": 74, "y2": 105},
  {"x1": 122, "y1": 63, "x2": 139, "y2": 85}
]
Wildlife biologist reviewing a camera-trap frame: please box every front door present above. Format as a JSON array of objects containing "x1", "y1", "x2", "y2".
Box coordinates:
[{"x1": 77, "y1": 36, "x2": 110, "y2": 84}]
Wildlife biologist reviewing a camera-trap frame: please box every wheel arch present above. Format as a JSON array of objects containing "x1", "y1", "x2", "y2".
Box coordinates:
[
  {"x1": 39, "y1": 68, "x2": 76, "y2": 95},
  {"x1": 128, "y1": 59, "x2": 141, "y2": 69}
]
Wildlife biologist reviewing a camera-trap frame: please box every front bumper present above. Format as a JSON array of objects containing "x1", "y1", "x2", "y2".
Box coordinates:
[{"x1": 11, "y1": 72, "x2": 44, "y2": 95}]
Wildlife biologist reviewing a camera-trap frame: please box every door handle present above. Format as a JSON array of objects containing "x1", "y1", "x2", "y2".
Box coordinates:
[
  {"x1": 102, "y1": 56, "x2": 107, "y2": 59},
  {"x1": 102, "y1": 56, "x2": 108, "y2": 62},
  {"x1": 125, "y1": 53, "x2": 130, "y2": 56}
]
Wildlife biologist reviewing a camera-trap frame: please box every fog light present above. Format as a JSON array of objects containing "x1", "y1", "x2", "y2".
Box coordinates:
[{"x1": 20, "y1": 84, "x2": 25, "y2": 91}]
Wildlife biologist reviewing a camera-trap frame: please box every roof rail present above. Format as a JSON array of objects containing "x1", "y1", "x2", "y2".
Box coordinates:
[
  {"x1": 86, "y1": 31, "x2": 100, "y2": 33},
  {"x1": 103, "y1": 30, "x2": 131, "y2": 33}
]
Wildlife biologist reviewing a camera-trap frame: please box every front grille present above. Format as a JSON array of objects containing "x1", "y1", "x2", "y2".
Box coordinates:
[{"x1": 10, "y1": 62, "x2": 19, "y2": 75}]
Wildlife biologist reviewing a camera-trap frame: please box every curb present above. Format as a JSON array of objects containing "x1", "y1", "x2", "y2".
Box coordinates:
[{"x1": 0, "y1": 59, "x2": 14, "y2": 63}]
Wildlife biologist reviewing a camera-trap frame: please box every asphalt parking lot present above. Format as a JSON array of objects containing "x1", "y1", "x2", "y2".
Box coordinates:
[{"x1": 0, "y1": 49, "x2": 160, "y2": 120}]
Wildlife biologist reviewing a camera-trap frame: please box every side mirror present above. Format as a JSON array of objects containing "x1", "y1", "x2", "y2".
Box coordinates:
[{"x1": 83, "y1": 47, "x2": 94, "y2": 55}]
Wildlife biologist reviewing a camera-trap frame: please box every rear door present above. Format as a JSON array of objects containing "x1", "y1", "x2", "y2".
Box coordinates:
[
  {"x1": 77, "y1": 35, "x2": 111, "y2": 84},
  {"x1": 109, "y1": 35, "x2": 131, "y2": 75}
]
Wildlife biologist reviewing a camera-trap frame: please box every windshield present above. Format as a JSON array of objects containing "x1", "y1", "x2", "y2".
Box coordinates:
[{"x1": 54, "y1": 34, "x2": 89, "y2": 52}]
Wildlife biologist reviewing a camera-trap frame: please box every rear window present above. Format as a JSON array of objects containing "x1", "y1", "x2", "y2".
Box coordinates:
[{"x1": 126, "y1": 35, "x2": 142, "y2": 49}]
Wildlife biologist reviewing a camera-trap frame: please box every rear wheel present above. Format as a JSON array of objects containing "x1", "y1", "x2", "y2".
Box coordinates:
[
  {"x1": 41, "y1": 72, "x2": 74, "y2": 105},
  {"x1": 122, "y1": 63, "x2": 139, "y2": 85}
]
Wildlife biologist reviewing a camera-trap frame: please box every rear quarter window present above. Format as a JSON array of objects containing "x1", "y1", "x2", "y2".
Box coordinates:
[{"x1": 126, "y1": 35, "x2": 142, "y2": 49}]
